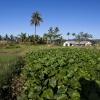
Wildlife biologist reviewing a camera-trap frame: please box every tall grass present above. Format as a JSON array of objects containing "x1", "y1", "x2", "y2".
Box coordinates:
[{"x1": 0, "y1": 54, "x2": 24, "y2": 99}]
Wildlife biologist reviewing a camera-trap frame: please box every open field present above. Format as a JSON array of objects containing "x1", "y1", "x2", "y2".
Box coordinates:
[
  {"x1": 0, "y1": 45, "x2": 100, "y2": 99},
  {"x1": 0, "y1": 44, "x2": 65, "y2": 56},
  {"x1": 0, "y1": 44, "x2": 100, "y2": 56}
]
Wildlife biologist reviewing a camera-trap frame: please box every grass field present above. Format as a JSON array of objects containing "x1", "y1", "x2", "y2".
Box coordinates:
[
  {"x1": 0, "y1": 44, "x2": 64, "y2": 56},
  {"x1": 1, "y1": 45, "x2": 100, "y2": 55}
]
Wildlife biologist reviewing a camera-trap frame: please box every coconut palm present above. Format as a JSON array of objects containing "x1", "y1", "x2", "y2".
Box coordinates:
[
  {"x1": 54, "y1": 27, "x2": 59, "y2": 33},
  {"x1": 48, "y1": 27, "x2": 53, "y2": 33},
  {"x1": 53, "y1": 27, "x2": 60, "y2": 43},
  {"x1": 67, "y1": 32, "x2": 70, "y2": 40},
  {"x1": 30, "y1": 11, "x2": 43, "y2": 42},
  {"x1": 43, "y1": 33, "x2": 48, "y2": 44},
  {"x1": 72, "y1": 33, "x2": 76, "y2": 39},
  {"x1": 19, "y1": 33, "x2": 26, "y2": 43},
  {"x1": 48, "y1": 27, "x2": 53, "y2": 44},
  {"x1": 5, "y1": 34, "x2": 9, "y2": 42},
  {"x1": 10, "y1": 34, "x2": 14, "y2": 42}
]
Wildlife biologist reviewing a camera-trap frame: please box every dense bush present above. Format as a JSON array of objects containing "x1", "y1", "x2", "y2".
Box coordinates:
[
  {"x1": 0, "y1": 54, "x2": 24, "y2": 99},
  {"x1": 18, "y1": 48, "x2": 100, "y2": 100}
]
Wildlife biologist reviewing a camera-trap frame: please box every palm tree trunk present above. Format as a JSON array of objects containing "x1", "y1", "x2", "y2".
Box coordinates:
[{"x1": 34, "y1": 25, "x2": 36, "y2": 43}]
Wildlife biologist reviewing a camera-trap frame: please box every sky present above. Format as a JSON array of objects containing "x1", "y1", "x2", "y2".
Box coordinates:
[{"x1": 0, "y1": 0, "x2": 100, "y2": 39}]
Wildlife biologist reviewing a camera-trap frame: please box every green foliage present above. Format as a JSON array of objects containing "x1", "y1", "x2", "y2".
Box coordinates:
[
  {"x1": 0, "y1": 54, "x2": 24, "y2": 99},
  {"x1": 18, "y1": 48, "x2": 100, "y2": 99}
]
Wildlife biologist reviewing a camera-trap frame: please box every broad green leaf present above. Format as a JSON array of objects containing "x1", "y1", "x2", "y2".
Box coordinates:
[
  {"x1": 68, "y1": 59, "x2": 74, "y2": 64},
  {"x1": 54, "y1": 94, "x2": 68, "y2": 100},
  {"x1": 41, "y1": 88, "x2": 53, "y2": 99},
  {"x1": 34, "y1": 85, "x2": 42, "y2": 91},
  {"x1": 49, "y1": 77, "x2": 57, "y2": 88},
  {"x1": 57, "y1": 86, "x2": 67, "y2": 94},
  {"x1": 70, "y1": 90, "x2": 80, "y2": 100},
  {"x1": 58, "y1": 59, "x2": 65, "y2": 66},
  {"x1": 59, "y1": 69, "x2": 66, "y2": 76}
]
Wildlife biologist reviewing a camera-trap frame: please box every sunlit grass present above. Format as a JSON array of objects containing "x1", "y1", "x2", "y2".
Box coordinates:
[
  {"x1": 0, "y1": 44, "x2": 100, "y2": 56},
  {"x1": 0, "y1": 44, "x2": 63, "y2": 56}
]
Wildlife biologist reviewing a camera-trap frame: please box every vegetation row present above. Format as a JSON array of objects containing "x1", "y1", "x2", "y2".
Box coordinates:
[{"x1": 17, "y1": 48, "x2": 100, "y2": 100}]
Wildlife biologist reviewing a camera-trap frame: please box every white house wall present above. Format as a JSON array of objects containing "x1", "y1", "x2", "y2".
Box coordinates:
[
  {"x1": 63, "y1": 42, "x2": 70, "y2": 46},
  {"x1": 63, "y1": 41, "x2": 92, "y2": 46}
]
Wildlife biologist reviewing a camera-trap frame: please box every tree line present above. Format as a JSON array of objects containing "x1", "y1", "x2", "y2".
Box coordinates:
[{"x1": 0, "y1": 11, "x2": 94, "y2": 45}]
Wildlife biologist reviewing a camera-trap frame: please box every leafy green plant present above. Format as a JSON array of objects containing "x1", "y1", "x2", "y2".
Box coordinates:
[{"x1": 18, "y1": 48, "x2": 100, "y2": 99}]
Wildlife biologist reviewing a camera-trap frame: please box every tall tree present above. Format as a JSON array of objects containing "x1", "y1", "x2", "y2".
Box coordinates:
[
  {"x1": 48, "y1": 27, "x2": 53, "y2": 44},
  {"x1": 30, "y1": 11, "x2": 43, "y2": 42},
  {"x1": 75, "y1": 34, "x2": 81, "y2": 43},
  {"x1": 0, "y1": 35, "x2": 2, "y2": 40},
  {"x1": 54, "y1": 27, "x2": 59, "y2": 33},
  {"x1": 72, "y1": 33, "x2": 76, "y2": 39},
  {"x1": 43, "y1": 33, "x2": 48, "y2": 44},
  {"x1": 10, "y1": 34, "x2": 14, "y2": 42},
  {"x1": 48, "y1": 27, "x2": 61, "y2": 44},
  {"x1": 5, "y1": 34, "x2": 9, "y2": 42},
  {"x1": 19, "y1": 32, "x2": 26, "y2": 43},
  {"x1": 75, "y1": 32, "x2": 93, "y2": 42},
  {"x1": 83, "y1": 33, "x2": 92, "y2": 41},
  {"x1": 67, "y1": 32, "x2": 70, "y2": 40},
  {"x1": 53, "y1": 27, "x2": 60, "y2": 42}
]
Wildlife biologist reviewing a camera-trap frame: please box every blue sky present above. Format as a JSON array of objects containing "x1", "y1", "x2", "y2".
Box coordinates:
[{"x1": 0, "y1": 0, "x2": 100, "y2": 39}]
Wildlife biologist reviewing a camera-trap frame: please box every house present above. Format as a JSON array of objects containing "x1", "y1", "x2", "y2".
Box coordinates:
[{"x1": 63, "y1": 41, "x2": 92, "y2": 46}]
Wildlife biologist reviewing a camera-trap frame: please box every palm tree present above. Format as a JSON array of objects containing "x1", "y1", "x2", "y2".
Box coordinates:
[
  {"x1": 43, "y1": 33, "x2": 48, "y2": 44},
  {"x1": 48, "y1": 27, "x2": 53, "y2": 44},
  {"x1": 30, "y1": 11, "x2": 43, "y2": 42},
  {"x1": 35, "y1": 35, "x2": 40, "y2": 43},
  {"x1": 53, "y1": 27, "x2": 60, "y2": 43},
  {"x1": 19, "y1": 32, "x2": 26, "y2": 43},
  {"x1": 0, "y1": 35, "x2": 2, "y2": 40},
  {"x1": 72, "y1": 33, "x2": 76, "y2": 39},
  {"x1": 5, "y1": 34, "x2": 9, "y2": 42},
  {"x1": 54, "y1": 27, "x2": 59, "y2": 33},
  {"x1": 67, "y1": 32, "x2": 70, "y2": 40},
  {"x1": 10, "y1": 34, "x2": 14, "y2": 42},
  {"x1": 48, "y1": 27, "x2": 53, "y2": 33}
]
